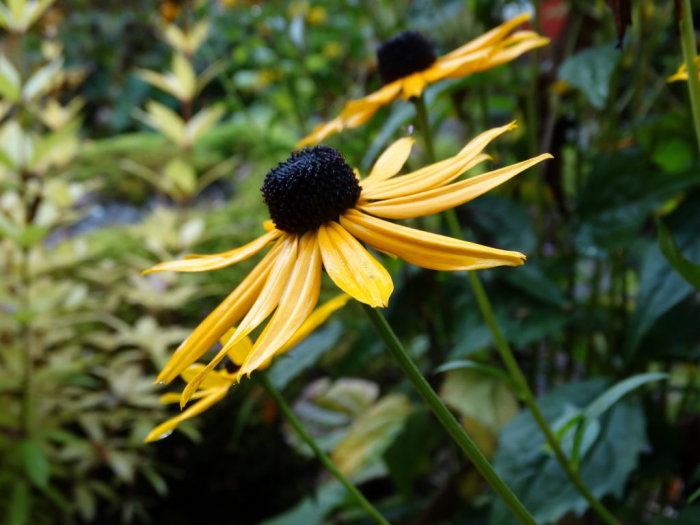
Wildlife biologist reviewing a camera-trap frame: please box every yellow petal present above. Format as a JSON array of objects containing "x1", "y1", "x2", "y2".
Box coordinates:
[
  {"x1": 318, "y1": 222, "x2": 393, "y2": 307},
  {"x1": 364, "y1": 136, "x2": 415, "y2": 185},
  {"x1": 460, "y1": 36, "x2": 550, "y2": 76},
  {"x1": 238, "y1": 231, "x2": 323, "y2": 378},
  {"x1": 399, "y1": 73, "x2": 426, "y2": 99},
  {"x1": 362, "y1": 153, "x2": 490, "y2": 203},
  {"x1": 277, "y1": 293, "x2": 351, "y2": 354},
  {"x1": 144, "y1": 229, "x2": 281, "y2": 274},
  {"x1": 359, "y1": 154, "x2": 552, "y2": 219},
  {"x1": 145, "y1": 387, "x2": 229, "y2": 442},
  {"x1": 341, "y1": 209, "x2": 525, "y2": 271},
  {"x1": 220, "y1": 328, "x2": 254, "y2": 366},
  {"x1": 362, "y1": 122, "x2": 516, "y2": 199},
  {"x1": 444, "y1": 13, "x2": 532, "y2": 59},
  {"x1": 179, "y1": 234, "x2": 299, "y2": 406},
  {"x1": 297, "y1": 116, "x2": 344, "y2": 148},
  {"x1": 156, "y1": 236, "x2": 288, "y2": 384}
]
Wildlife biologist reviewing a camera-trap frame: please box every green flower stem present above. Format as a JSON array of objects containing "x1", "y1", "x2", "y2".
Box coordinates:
[
  {"x1": 361, "y1": 304, "x2": 537, "y2": 525},
  {"x1": 257, "y1": 372, "x2": 390, "y2": 525},
  {"x1": 679, "y1": 0, "x2": 700, "y2": 153},
  {"x1": 444, "y1": 210, "x2": 620, "y2": 525},
  {"x1": 411, "y1": 95, "x2": 436, "y2": 163}
]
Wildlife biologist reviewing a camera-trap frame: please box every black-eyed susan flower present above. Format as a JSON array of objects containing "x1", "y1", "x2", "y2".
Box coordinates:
[
  {"x1": 668, "y1": 56, "x2": 700, "y2": 82},
  {"x1": 297, "y1": 13, "x2": 549, "y2": 147},
  {"x1": 146, "y1": 122, "x2": 551, "y2": 406},
  {"x1": 145, "y1": 294, "x2": 351, "y2": 442}
]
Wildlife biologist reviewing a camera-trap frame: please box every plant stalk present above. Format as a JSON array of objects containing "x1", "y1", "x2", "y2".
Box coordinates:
[
  {"x1": 411, "y1": 95, "x2": 436, "y2": 163},
  {"x1": 361, "y1": 304, "x2": 537, "y2": 525},
  {"x1": 445, "y1": 210, "x2": 620, "y2": 525},
  {"x1": 678, "y1": 0, "x2": 700, "y2": 153},
  {"x1": 257, "y1": 372, "x2": 390, "y2": 525}
]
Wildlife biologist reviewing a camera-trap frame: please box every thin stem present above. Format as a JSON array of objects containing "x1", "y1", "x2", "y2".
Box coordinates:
[
  {"x1": 445, "y1": 210, "x2": 620, "y2": 525},
  {"x1": 679, "y1": 0, "x2": 700, "y2": 153},
  {"x1": 257, "y1": 372, "x2": 390, "y2": 525},
  {"x1": 361, "y1": 304, "x2": 537, "y2": 525},
  {"x1": 411, "y1": 95, "x2": 436, "y2": 163}
]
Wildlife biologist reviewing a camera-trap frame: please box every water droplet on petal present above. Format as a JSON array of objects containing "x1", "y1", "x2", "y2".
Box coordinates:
[{"x1": 156, "y1": 430, "x2": 173, "y2": 440}]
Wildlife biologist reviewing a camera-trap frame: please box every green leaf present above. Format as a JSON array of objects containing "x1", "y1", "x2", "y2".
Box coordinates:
[
  {"x1": 434, "y1": 359, "x2": 513, "y2": 385},
  {"x1": 22, "y1": 58, "x2": 63, "y2": 102},
  {"x1": 19, "y1": 439, "x2": 50, "y2": 488},
  {"x1": 558, "y1": 43, "x2": 620, "y2": 109},
  {"x1": 187, "y1": 103, "x2": 225, "y2": 145},
  {"x1": 331, "y1": 394, "x2": 412, "y2": 480},
  {"x1": 439, "y1": 368, "x2": 519, "y2": 435},
  {"x1": 140, "y1": 100, "x2": 186, "y2": 146},
  {"x1": 262, "y1": 482, "x2": 346, "y2": 525},
  {"x1": 163, "y1": 157, "x2": 196, "y2": 196},
  {"x1": 658, "y1": 220, "x2": 700, "y2": 290},
  {"x1": 268, "y1": 323, "x2": 342, "y2": 390},
  {"x1": 584, "y1": 372, "x2": 667, "y2": 420},
  {"x1": 490, "y1": 379, "x2": 646, "y2": 525},
  {"x1": 0, "y1": 54, "x2": 21, "y2": 102}
]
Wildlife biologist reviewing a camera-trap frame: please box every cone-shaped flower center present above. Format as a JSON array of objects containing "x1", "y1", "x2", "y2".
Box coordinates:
[
  {"x1": 261, "y1": 146, "x2": 361, "y2": 234},
  {"x1": 377, "y1": 30, "x2": 437, "y2": 84}
]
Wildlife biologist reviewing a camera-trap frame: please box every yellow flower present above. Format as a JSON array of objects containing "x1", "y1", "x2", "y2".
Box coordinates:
[
  {"x1": 145, "y1": 294, "x2": 351, "y2": 442},
  {"x1": 297, "y1": 13, "x2": 549, "y2": 147},
  {"x1": 668, "y1": 56, "x2": 700, "y2": 82},
  {"x1": 146, "y1": 123, "x2": 551, "y2": 406}
]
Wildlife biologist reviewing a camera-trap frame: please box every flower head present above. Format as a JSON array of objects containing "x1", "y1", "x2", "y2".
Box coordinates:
[
  {"x1": 146, "y1": 123, "x2": 551, "y2": 407},
  {"x1": 145, "y1": 294, "x2": 351, "y2": 442},
  {"x1": 297, "y1": 13, "x2": 549, "y2": 147}
]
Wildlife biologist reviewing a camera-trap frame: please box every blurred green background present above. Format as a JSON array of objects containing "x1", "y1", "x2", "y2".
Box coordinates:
[{"x1": 1, "y1": 0, "x2": 699, "y2": 523}]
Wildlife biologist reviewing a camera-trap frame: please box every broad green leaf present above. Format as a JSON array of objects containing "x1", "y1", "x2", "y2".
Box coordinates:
[
  {"x1": 19, "y1": 439, "x2": 50, "y2": 487},
  {"x1": 285, "y1": 378, "x2": 379, "y2": 455},
  {"x1": 0, "y1": 54, "x2": 21, "y2": 102},
  {"x1": 141, "y1": 100, "x2": 186, "y2": 146},
  {"x1": 186, "y1": 103, "x2": 224, "y2": 145},
  {"x1": 440, "y1": 368, "x2": 518, "y2": 434},
  {"x1": 331, "y1": 394, "x2": 411, "y2": 479},
  {"x1": 658, "y1": 220, "x2": 700, "y2": 290},
  {"x1": 584, "y1": 372, "x2": 667, "y2": 420},
  {"x1": 22, "y1": 58, "x2": 63, "y2": 102},
  {"x1": 558, "y1": 43, "x2": 620, "y2": 109},
  {"x1": 262, "y1": 482, "x2": 346, "y2": 525},
  {"x1": 268, "y1": 323, "x2": 342, "y2": 390},
  {"x1": 491, "y1": 379, "x2": 646, "y2": 525}
]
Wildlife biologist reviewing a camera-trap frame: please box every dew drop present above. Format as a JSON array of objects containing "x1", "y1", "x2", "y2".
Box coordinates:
[{"x1": 156, "y1": 430, "x2": 173, "y2": 440}]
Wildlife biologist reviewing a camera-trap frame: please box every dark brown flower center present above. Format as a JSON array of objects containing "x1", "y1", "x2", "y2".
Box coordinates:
[
  {"x1": 261, "y1": 146, "x2": 361, "y2": 234},
  {"x1": 377, "y1": 30, "x2": 437, "y2": 84}
]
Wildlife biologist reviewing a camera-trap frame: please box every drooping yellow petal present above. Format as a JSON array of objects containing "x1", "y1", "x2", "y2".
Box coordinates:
[
  {"x1": 341, "y1": 209, "x2": 525, "y2": 271},
  {"x1": 156, "y1": 237, "x2": 288, "y2": 384},
  {"x1": 359, "y1": 154, "x2": 552, "y2": 219},
  {"x1": 361, "y1": 122, "x2": 516, "y2": 199},
  {"x1": 179, "y1": 234, "x2": 299, "y2": 406},
  {"x1": 460, "y1": 35, "x2": 550, "y2": 77},
  {"x1": 318, "y1": 222, "x2": 393, "y2": 307},
  {"x1": 238, "y1": 231, "x2": 323, "y2": 378},
  {"x1": 180, "y1": 364, "x2": 235, "y2": 388},
  {"x1": 145, "y1": 386, "x2": 230, "y2": 442},
  {"x1": 362, "y1": 153, "x2": 490, "y2": 202},
  {"x1": 144, "y1": 229, "x2": 281, "y2": 273},
  {"x1": 277, "y1": 294, "x2": 351, "y2": 355},
  {"x1": 219, "y1": 328, "x2": 254, "y2": 366},
  {"x1": 296, "y1": 116, "x2": 344, "y2": 148},
  {"x1": 364, "y1": 136, "x2": 415, "y2": 185},
  {"x1": 444, "y1": 12, "x2": 532, "y2": 59}
]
